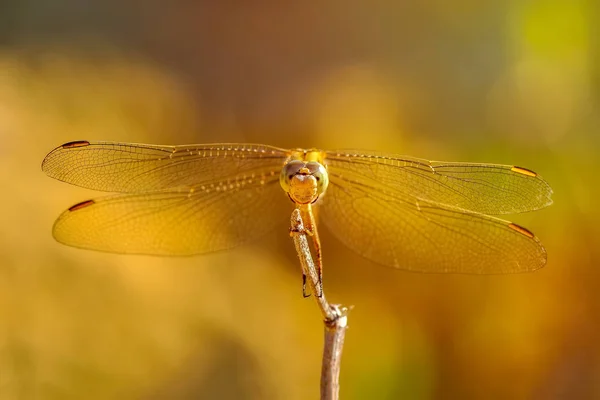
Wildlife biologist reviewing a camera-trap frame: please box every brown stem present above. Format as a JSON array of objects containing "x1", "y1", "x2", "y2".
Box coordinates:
[{"x1": 290, "y1": 208, "x2": 349, "y2": 400}]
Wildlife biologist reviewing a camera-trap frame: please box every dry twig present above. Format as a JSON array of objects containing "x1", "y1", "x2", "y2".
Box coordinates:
[{"x1": 290, "y1": 208, "x2": 349, "y2": 400}]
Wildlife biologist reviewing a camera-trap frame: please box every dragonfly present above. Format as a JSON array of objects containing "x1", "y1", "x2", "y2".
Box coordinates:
[{"x1": 42, "y1": 140, "x2": 553, "y2": 292}]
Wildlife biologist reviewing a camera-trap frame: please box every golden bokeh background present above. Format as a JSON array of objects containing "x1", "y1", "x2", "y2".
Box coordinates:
[{"x1": 1, "y1": 1, "x2": 598, "y2": 399}]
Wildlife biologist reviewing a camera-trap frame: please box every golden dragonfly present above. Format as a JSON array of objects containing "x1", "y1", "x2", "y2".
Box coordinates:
[{"x1": 43, "y1": 140, "x2": 553, "y2": 286}]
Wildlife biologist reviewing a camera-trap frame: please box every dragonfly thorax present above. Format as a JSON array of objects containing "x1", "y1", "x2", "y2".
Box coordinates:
[{"x1": 280, "y1": 160, "x2": 329, "y2": 205}]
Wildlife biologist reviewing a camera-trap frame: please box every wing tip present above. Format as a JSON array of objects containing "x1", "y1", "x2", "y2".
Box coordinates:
[
  {"x1": 507, "y1": 221, "x2": 548, "y2": 272},
  {"x1": 42, "y1": 140, "x2": 90, "y2": 173},
  {"x1": 511, "y1": 165, "x2": 555, "y2": 210}
]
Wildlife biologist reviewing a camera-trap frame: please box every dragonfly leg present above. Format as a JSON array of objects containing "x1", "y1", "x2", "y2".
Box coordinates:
[
  {"x1": 290, "y1": 211, "x2": 313, "y2": 298},
  {"x1": 312, "y1": 236, "x2": 324, "y2": 298},
  {"x1": 302, "y1": 273, "x2": 311, "y2": 298},
  {"x1": 302, "y1": 205, "x2": 324, "y2": 298}
]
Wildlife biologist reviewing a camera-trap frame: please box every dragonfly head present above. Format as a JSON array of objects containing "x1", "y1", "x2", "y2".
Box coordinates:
[{"x1": 280, "y1": 160, "x2": 329, "y2": 204}]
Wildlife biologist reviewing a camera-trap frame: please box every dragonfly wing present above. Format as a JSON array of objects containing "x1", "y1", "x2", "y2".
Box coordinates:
[
  {"x1": 324, "y1": 151, "x2": 553, "y2": 214},
  {"x1": 52, "y1": 177, "x2": 290, "y2": 255},
  {"x1": 320, "y1": 173, "x2": 547, "y2": 273},
  {"x1": 42, "y1": 141, "x2": 290, "y2": 193}
]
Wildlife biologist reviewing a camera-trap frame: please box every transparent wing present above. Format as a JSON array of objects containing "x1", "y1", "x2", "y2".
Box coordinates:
[
  {"x1": 42, "y1": 141, "x2": 291, "y2": 193},
  {"x1": 320, "y1": 172, "x2": 547, "y2": 273},
  {"x1": 52, "y1": 177, "x2": 290, "y2": 255},
  {"x1": 325, "y1": 151, "x2": 553, "y2": 214}
]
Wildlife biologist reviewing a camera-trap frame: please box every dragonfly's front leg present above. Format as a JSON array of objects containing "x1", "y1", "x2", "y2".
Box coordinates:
[
  {"x1": 300, "y1": 205, "x2": 323, "y2": 298},
  {"x1": 302, "y1": 273, "x2": 310, "y2": 298},
  {"x1": 290, "y1": 213, "x2": 312, "y2": 298}
]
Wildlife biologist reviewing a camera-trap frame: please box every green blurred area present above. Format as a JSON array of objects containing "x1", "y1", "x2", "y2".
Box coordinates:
[{"x1": 1, "y1": 1, "x2": 599, "y2": 399}]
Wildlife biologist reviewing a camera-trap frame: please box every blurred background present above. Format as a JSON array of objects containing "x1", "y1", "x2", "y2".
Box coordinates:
[{"x1": 1, "y1": 0, "x2": 598, "y2": 399}]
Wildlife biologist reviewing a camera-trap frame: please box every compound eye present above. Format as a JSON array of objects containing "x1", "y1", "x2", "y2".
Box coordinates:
[
  {"x1": 306, "y1": 162, "x2": 329, "y2": 195},
  {"x1": 279, "y1": 160, "x2": 306, "y2": 192}
]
